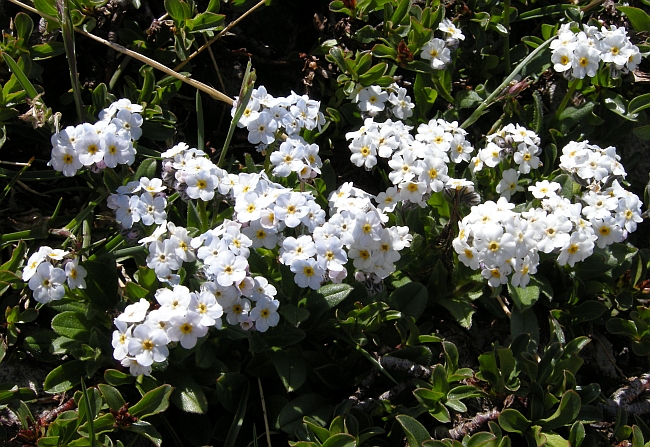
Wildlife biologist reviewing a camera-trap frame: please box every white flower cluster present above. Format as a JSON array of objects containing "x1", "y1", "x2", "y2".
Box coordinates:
[
  {"x1": 49, "y1": 99, "x2": 143, "y2": 177},
  {"x1": 234, "y1": 86, "x2": 325, "y2": 147},
  {"x1": 107, "y1": 177, "x2": 168, "y2": 229},
  {"x1": 421, "y1": 18, "x2": 465, "y2": 70},
  {"x1": 326, "y1": 182, "x2": 412, "y2": 282},
  {"x1": 473, "y1": 123, "x2": 543, "y2": 201},
  {"x1": 161, "y1": 143, "x2": 228, "y2": 201},
  {"x1": 22, "y1": 246, "x2": 86, "y2": 303},
  {"x1": 351, "y1": 83, "x2": 415, "y2": 119},
  {"x1": 111, "y1": 170, "x2": 413, "y2": 376},
  {"x1": 346, "y1": 117, "x2": 477, "y2": 208},
  {"x1": 269, "y1": 136, "x2": 323, "y2": 179},
  {"x1": 551, "y1": 23, "x2": 642, "y2": 79},
  {"x1": 454, "y1": 141, "x2": 643, "y2": 288}
]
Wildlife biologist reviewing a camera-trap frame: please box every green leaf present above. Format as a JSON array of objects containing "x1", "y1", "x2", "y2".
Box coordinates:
[
  {"x1": 270, "y1": 349, "x2": 307, "y2": 393},
  {"x1": 51, "y1": 311, "x2": 92, "y2": 341},
  {"x1": 34, "y1": 0, "x2": 59, "y2": 18},
  {"x1": 15, "y1": 13, "x2": 34, "y2": 45},
  {"x1": 321, "y1": 433, "x2": 357, "y2": 447},
  {"x1": 127, "y1": 420, "x2": 163, "y2": 447},
  {"x1": 629, "y1": 93, "x2": 650, "y2": 116},
  {"x1": 510, "y1": 307, "x2": 539, "y2": 344},
  {"x1": 187, "y1": 12, "x2": 225, "y2": 32},
  {"x1": 306, "y1": 283, "x2": 354, "y2": 322},
  {"x1": 23, "y1": 330, "x2": 58, "y2": 362},
  {"x1": 465, "y1": 432, "x2": 497, "y2": 447},
  {"x1": 304, "y1": 415, "x2": 330, "y2": 443},
  {"x1": 507, "y1": 283, "x2": 539, "y2": 311},
  {"x1": 2, "y1": 54, "x2": 38, "y2": 99},
  {"x1": 104, "y1": 368, "x2": 134, "y2": 386},
  {"x1": 539, "y1": 390, "x2": 581, "y2": 430},
  {"x1": 413, "y1": 388, "x2": 446, "y2": 407},
  {"x1": 395, "y1": 415, "x2": 432, "y2": 446},
  {"x1": 44, "y1": 359, "x2": 86, "y2": 393},
  {"x1": 125, "y1": 282, "x2": 150, "y2": 300},
  {"x1": 134, "y1": 158, "x2": 158, "y2": 182},
  {"x1": 498, "y1": 409, "x2": 531, "y2": 434},
  {"x1": 569, "y1": 421, "x2": 585, "y2": 447},
  {"x1": 98, "y1": 384, "x2": 126, "y2": 411},
  {"x1": 130, "y1": 385, "x2": 173, "y2": 418},
  {"x1": 165, "y1": 0, "x2": 191, "y2": 22},
  {"x1": 617, "y1": 6, "x2": 650, "y2": 32},
  {"x1": 279, "y1": 394, "x2": 331, "y2": 435},
  {"x1": 633, "y1": 124, "x2": 650, "y2": 140},
  {"x1": 386, "y1": 282, "x2": 428, "y2": 320},
  {"x1": 170, "y1": 375, "x2": 209, "y2": 414},
  {"x1": 2, "y1": 241, "x2": 26, "y2": 272}
]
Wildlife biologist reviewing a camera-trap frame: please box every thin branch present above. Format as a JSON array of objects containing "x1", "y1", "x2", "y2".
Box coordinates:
[
  {"x1": 257, "y1": 378, "x2": 272, "y2": 447},
  {"x1": 174, "y1": 0, "x2": 268, "y2": 71},
  {"x1": 448, "y1": 408, "x2": 500, "y2": 440},
  {"x1": 7, "y1": 0, "x2": 233, "y2": 105}
]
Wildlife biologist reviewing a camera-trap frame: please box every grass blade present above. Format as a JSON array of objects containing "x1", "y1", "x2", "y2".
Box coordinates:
[
  {"x1": 217, "y1": 60, "x2": 255, "y2": 168},
  {"x1": 56, "y1": 0, "x2": 83, "y2": 122},
  {"x1": 224, "y1": 383, "x2": 250, "y2": 447}
]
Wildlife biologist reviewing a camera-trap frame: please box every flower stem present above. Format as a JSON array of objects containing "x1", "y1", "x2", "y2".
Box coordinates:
[
  {"x1": 503, "y1": 0, "x2": 511, "y2": 73},
  {"x1": 554, "y1": 78, "x2": 579, "y2": 121}
]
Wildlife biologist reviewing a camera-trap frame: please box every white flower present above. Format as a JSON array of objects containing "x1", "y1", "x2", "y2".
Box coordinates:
[
  {"x1": 274, "y1": 192, "x2": 308, "y2": 228},
  {"x1": 127, "y1": 324, "x2": 169, "y2": 366},
  {"x1": 438, "y1": 19, "x2": 465, "y2": 42},
  {"x1": 114, "y1": 195, "x2": 144, "y2": 229},
  {"x1": 247, "y1": 111, "x2": 278, "y2": 145},
  {"x1": 168, "y1": 311, "x2": 208, "y2": 349},
  {"x1": 28, "y1": 263, "x2": 66, "y2": 303},
  {"x1": 155, "y1": 285, "x2": 191, "y2": 320},
  {"x1": 599, "y1": 33, "x2": 628, "y2": 66},
  {"x1": 22, "y1": 249, "x2": 48, "y2": 281},
  {"x1": 481, "y1": 265, "x2": 509, "y2": 287},
  {"x1": 209, "y1": 251, "x2": 248, "y2": 287},
  {"x1": 76, "y1": 131, "x2": 104, "y2": 166},
  {"x1": 117, "y1": 298, "x2": 151, "y2": 323},
  {"x1": 121, "y1": 357, "x2": 152, "y2": 377},
  {"x1": 557, "y1": 231, "x2": 594, "y2": 267},
  {"x1": 496, "y1": 169, "x2": 524, "y2": 201},
  {"x1": 102, "y1": 132, "x2": 132, "y2": 168},
  {"x1": 421, "y1": 38, "x2": 451, "y2": 69},
  {"x1": 388, "y1": 87, "x2": 414, "y2": 119},
  {"x1": 376, "y1": 186, "x2": 400, "y2": 212},
  {"x1": 592, "y1": 216, "x2": 624, "y2": 248},
  {"x1": 223, "y1": 297, "x2": 251, "y2": 325},
  {"x1": 146, "y1": 239, "x2": 182, "y2": 278},
  {"x1": 551, "y1": 46, "x2": 574, "y2": 73},
  {"x1": 111, "y1": 109, "x2": 143, "y2": 140},
  {"x1": 513, "y1": 144, "x2": 540, "y2": 174},
  {"x1": 357, "y1": 86, "x2": 388, "y2": 115},
  {"x1": 572, "y1": 44, "x2": 600, "y2": 78},
  {"x1": 185, "y1": 170, "x2": 217, "y2": 201},
  {"x1": 280, "y1": 235, "x2": 316, "y2": 265},
  {"x1": 112, "y1": 319, "x2": 132, "y2": 361},
  {"x1": 528, "y1": 180, "x2": 560, "y2": 199},
  {"x1": 316, "y1": 237, "x2": 348, "y2": 272},
  {"x1": 291, "y1": 258, "x2": 325, "y2": 290},
  {"x1": 65, "y1": 259, "x2": 87, "y2": 289},
  {"x1": 49, "y1": 144, "x2": 83, "y2": 177},
  {"x1": 270, "y1": 140, "x2": 306, "y2": 177},
  {"x1": 349, "y1": 135, "x2": 378, "y2": 170},
  {"x1": 250, "y1": 297, "x2": 280, "y2": 332}
]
